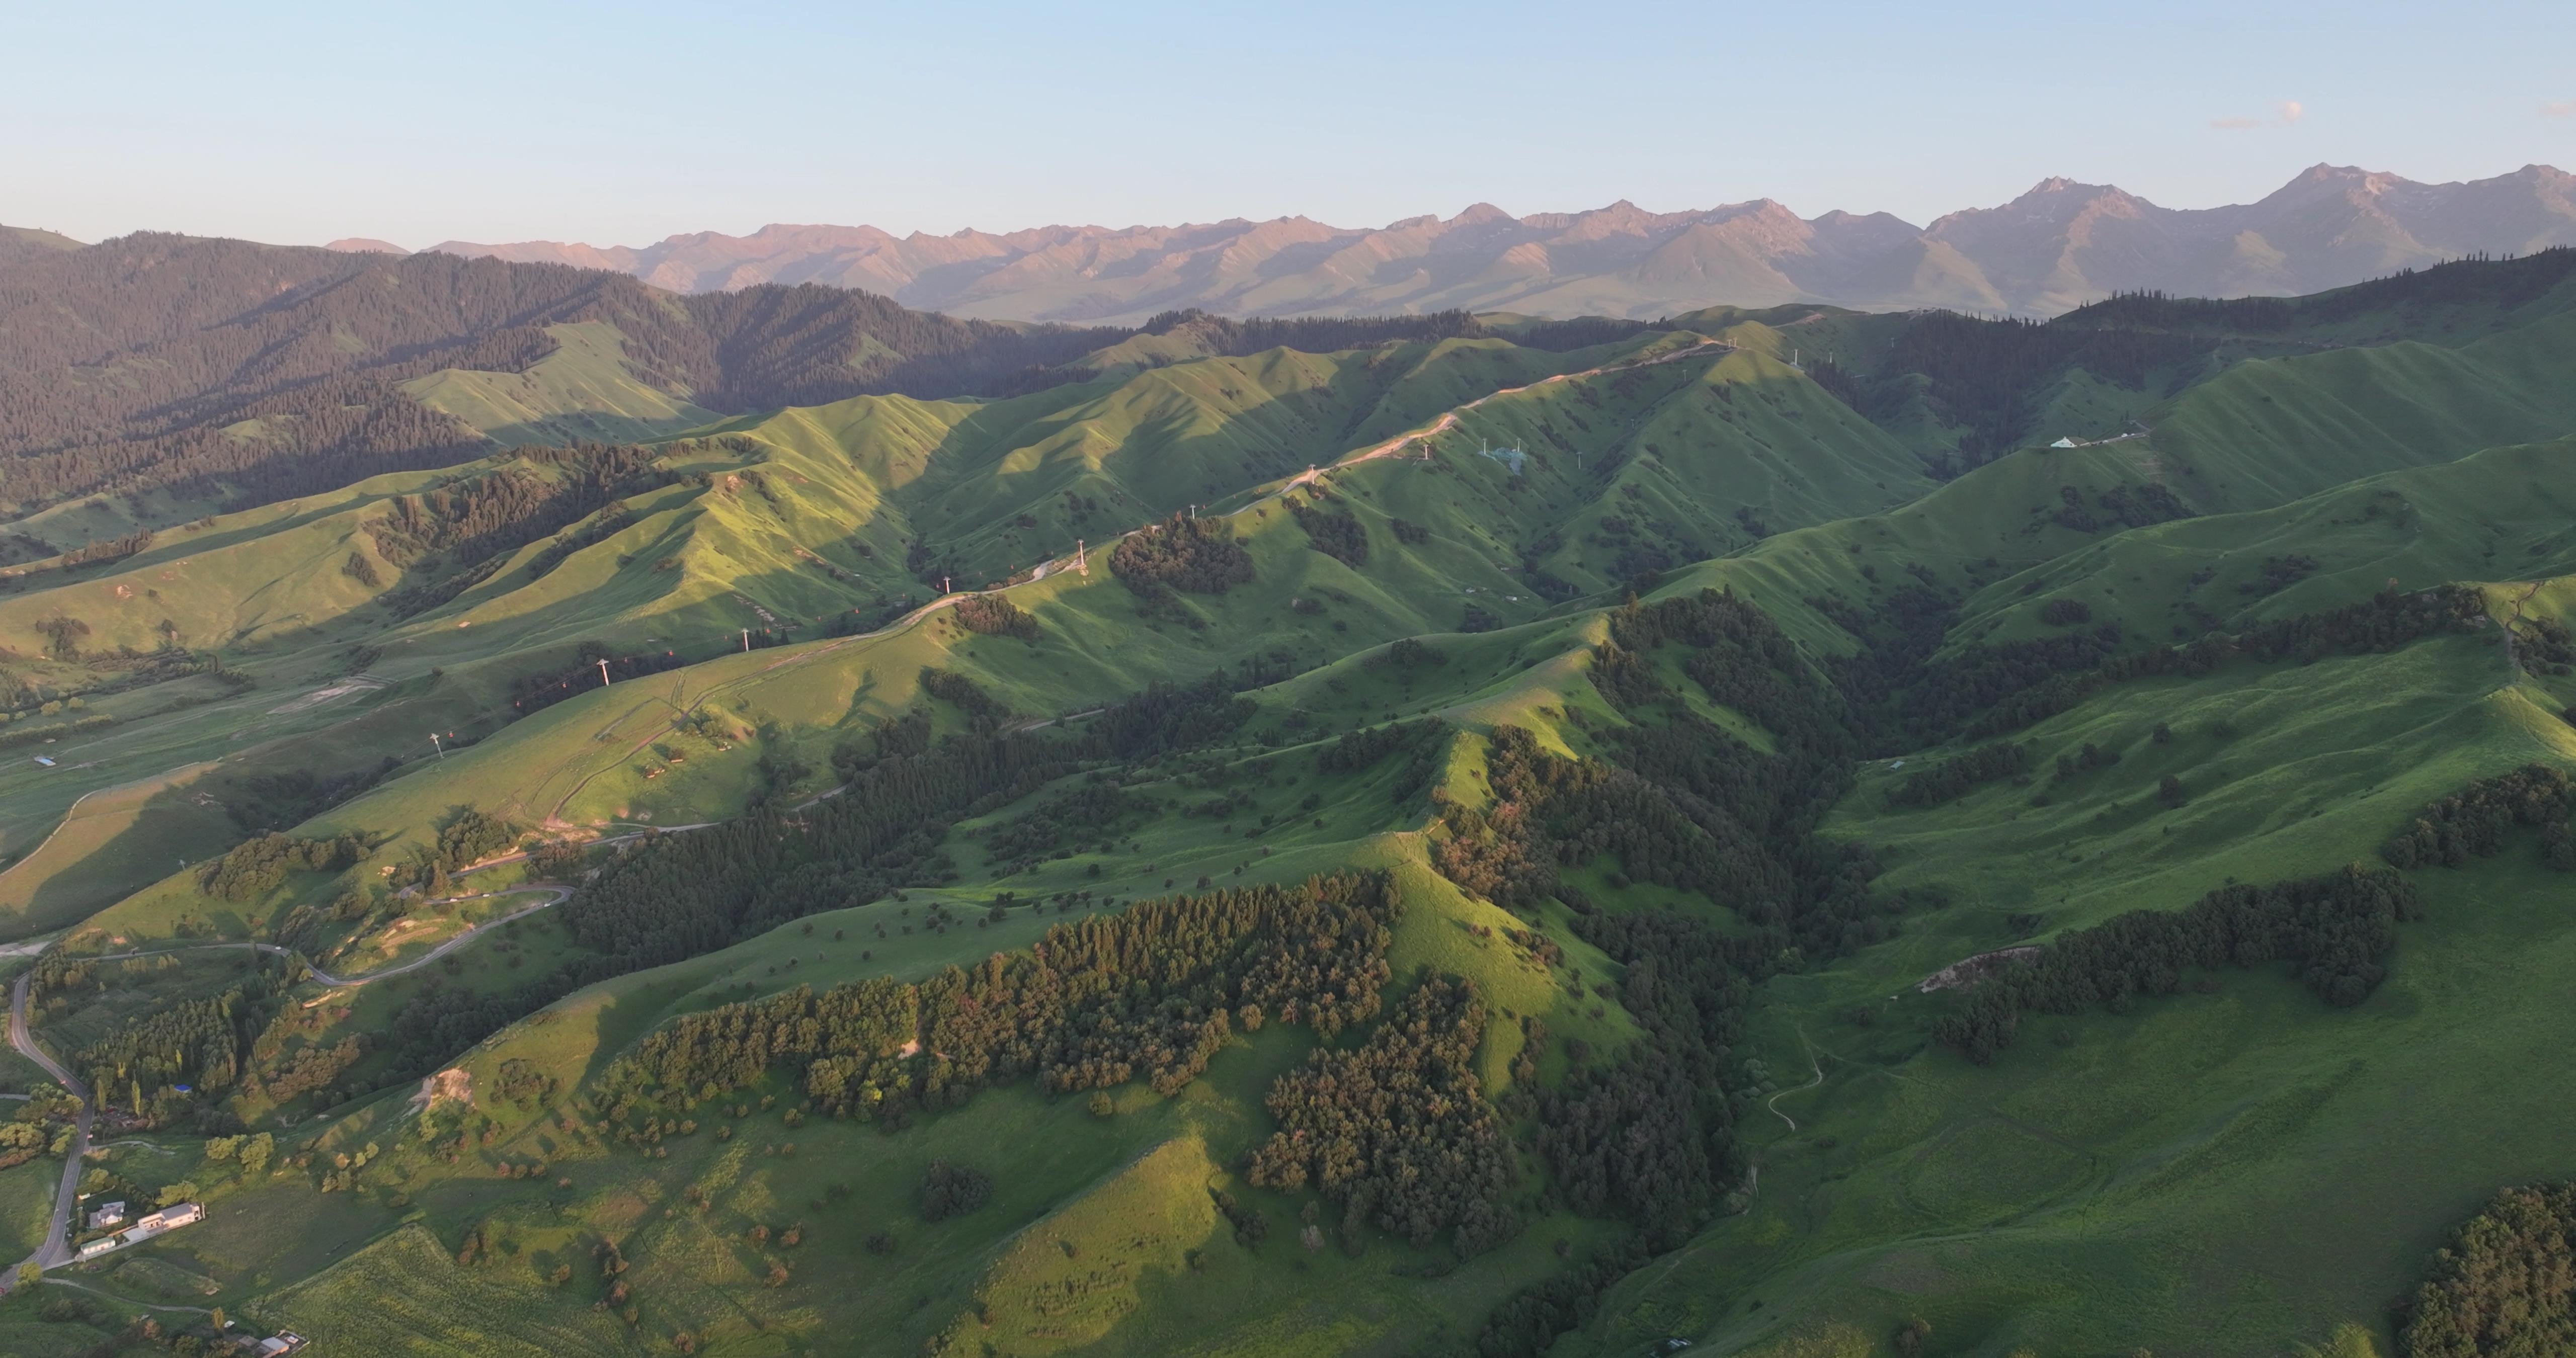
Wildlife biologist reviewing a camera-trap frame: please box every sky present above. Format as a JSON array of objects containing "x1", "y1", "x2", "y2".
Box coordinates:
[{"x1": 8, "y1": 0, "x2": 2573, "y2": 249}]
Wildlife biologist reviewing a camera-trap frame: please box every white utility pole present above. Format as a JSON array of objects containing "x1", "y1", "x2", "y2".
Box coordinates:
[
  {"x1": 739, "y1": 628, "x2": 751, "y2": 652},
  {"x1": 596, "y1": 658, "x2": 612, "y2": 688},
  {"x1": 430, "y1": 732, "x2": 445, "y2": 759}
]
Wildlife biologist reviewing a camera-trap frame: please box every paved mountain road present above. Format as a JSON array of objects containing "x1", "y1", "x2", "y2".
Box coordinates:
[
  {"x1": 6, "y1": 973, "x2": 93, "y2": 1284},
  {"x1": 0, "y1": 882, "x2": 569, "y2": 1292}
]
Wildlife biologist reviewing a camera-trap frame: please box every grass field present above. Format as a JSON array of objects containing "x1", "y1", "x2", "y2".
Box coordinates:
[{"x1": 1568, "y1": 849, "x2": 2576, "y2": 1357}]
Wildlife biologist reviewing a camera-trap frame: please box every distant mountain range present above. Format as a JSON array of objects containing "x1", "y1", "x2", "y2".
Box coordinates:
[{"x1": 358, "y1": 163, "x2": 2576, "y2": 324}]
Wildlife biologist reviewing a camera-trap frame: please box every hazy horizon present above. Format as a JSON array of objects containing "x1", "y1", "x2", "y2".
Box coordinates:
[{"x1": 9, "y1": 0, "x2": 2571, "y2": 250}]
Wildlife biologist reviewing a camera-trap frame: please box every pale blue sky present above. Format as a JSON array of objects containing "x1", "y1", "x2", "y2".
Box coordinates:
[{"x1": 8, "y1": 0, "x2": 2571, "y2": 247}]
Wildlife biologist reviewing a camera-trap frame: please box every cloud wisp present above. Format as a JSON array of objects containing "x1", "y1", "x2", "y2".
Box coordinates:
[
  {"x1": 2213, "y1": 100, "x2": 2305, "y2": 132},
  {"x1": 2544, "y1": 99, "x2": 2575, "y2": 117}
]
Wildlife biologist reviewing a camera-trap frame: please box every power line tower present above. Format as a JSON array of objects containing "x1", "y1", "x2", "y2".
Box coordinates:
[
  {"x1": 740, "y1": 628, "x2": 751, "y2": 652},
  {"x1": 1076, "y1": 539, "x2": 1087, "y2": 576},
  {"x1": 596, "y1": 657, "x2": 612, "y2": 688}
]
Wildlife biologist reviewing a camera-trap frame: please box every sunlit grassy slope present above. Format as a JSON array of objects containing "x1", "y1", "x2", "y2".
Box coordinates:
[{"x1": 404, "y1": 321, "x2": 722, "y2": 447}]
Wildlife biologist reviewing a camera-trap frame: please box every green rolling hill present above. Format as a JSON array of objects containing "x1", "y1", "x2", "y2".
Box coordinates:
[{"x1": 0, "y1": 249, "x2": 2572, "y2": 1357}]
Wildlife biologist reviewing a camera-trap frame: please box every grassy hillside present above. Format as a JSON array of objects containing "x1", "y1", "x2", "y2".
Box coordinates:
[
  {"x1": 405, "y1": 322, "x2": 722, "y2": 447},
  {"x1": 12, "y1": 257, "x2": 2576, "y2": 1357}
]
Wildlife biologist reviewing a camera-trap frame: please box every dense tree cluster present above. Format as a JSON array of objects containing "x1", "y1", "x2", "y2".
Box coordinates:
[
  {"x1": 602, "y1": 874, "x2": 1395, "y2": 1120},
  {"x1": 378, "y1": 983, "x2": 560, "y2": 1090},
  {"x1": 1545, "y1": 904, "x2": 1779, "y2": 1246},
  {"x1": 522, "y1": 499, "x2": 634, "y2": 579},
  {"x1": 2397, "y1": 1179, "x2": 2576, "y2": 1357},
  {"x1": 1933, "y1": 866, "x2": 2418, "y2": 1062},
  {"x1": 918, "y1": 666, "x2": 1013, "y2": 733},
  {"x1": 1886, "y1": 742, "x2": 2032, "y2": 808},
  {"x1": 1428, "y1": 587, "x2": 1912, "y2": 1267},
  {"x1": 1083, "y1": 676, "x2": 1253, "y2": 758},
  {"x1": 1107, "y1": 514, "x2": 1254, "y2": 598},
  {"x1": 559, "y1": 726, "x2": 1067, "y2": 976},
  {"x1": 1964, "y1": 585, "x2": 2488, "y2": 741},
  {"x1": 983, "y1": 779, "x2": 1141, "y2": 872},
  {"x1": 68, "y1": 958, "x2": 301, "y2": 1120},
  {"x1": 2381, "y1": 764, "x2": 2576, "y2": 870},
  {"x1": 2095, "y1": 482, "x2": 2193, "y2": 529},
  {"x1": 1531, "y1": 1051, "x2": 1712, "y2": 1242},
  {"x1": 198, "y1": 832, "x2": 367, "y2": 902},
  {"x1": 384, "y1": 808, "x2": 519, "y2": 896},
  {"x1": 1287, "y1": 499, "x2": 1369, "y2": 565},
  {"x1": 950, "y1": 593, "x2": 1038, "y2": 639},
  {"x1": 1247, "y1": 977, "x2": 1516, "y2": 1254},
  {"x1": 919, "y1": 1160, "x2": 994, "y2": 1222},
  {"x1": 365, "y1": 443, "x2": 667, "y2": 616},
  {"x1": 43, "y1": 529, "x2": 155, "y2": 572},
  {"x1": 1319, "y1": 716, "x2": 1442, "y2": 783},
  {"x1": 1879, "y1": 311, "x2": 2209, "y2": 469},
  {"x1": 1452, "y1": 591, "x2": 1887, "y2": 954},
  {"x1": 1455, "y1": 1236, "x2": 1654, "y2": 1358}
]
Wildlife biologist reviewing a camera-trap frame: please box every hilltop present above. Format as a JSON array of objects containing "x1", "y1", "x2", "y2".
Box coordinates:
[{"x1": 425, "y1": 163, "x2": 2576, "y2": 322}]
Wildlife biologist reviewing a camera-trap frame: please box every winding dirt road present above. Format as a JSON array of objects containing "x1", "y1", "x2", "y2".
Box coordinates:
[{"x1": 1765, "y1": 1033, "x2": 1826, "y2": 1133}]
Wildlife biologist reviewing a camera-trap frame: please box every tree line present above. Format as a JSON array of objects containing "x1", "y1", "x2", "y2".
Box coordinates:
[
  {"x1": 1931, "y1": 866, "x2": 2419, "y2": 1063},
  {"x1": 2380, "y1": 763, "x2": 2576, "y2": 871},
  {"x1": 600, "y1": 873, "x2": 1395, "y2": 1124},
  {"x1": 198, "y1": 831, "x2": 367, "y2": 902},
  {"x1": 560, "y1": 666, "x2": 1271, "y2": 988},
  {"x1": 1823, "y1": 583, "x2": 2488, "y2": 751}
]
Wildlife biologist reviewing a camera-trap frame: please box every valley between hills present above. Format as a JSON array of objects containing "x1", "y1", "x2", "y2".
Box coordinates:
[{"x1": 0, "y1": 230, "x2": 2570, "y2": 1358}]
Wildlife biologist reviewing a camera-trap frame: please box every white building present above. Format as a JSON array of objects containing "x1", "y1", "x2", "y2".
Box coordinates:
[
  {"x1": 86, "y1": 1201, "x2": 126, "y2": 1231},
  {"x1": 129, "y1": 1202, "x2": 203, "y2": 1237}
]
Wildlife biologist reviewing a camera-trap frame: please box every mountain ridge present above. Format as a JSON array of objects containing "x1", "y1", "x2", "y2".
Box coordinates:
[{"x1": 408, "y1": 163, "x2": 2576, "y2": 323}]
